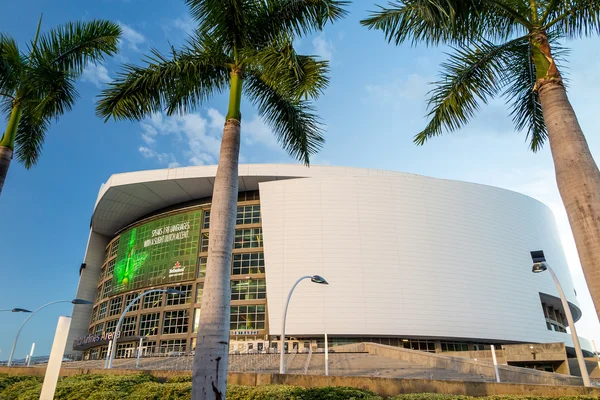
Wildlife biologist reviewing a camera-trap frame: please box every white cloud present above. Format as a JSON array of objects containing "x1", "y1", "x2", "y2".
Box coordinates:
[
  {"x1": 81, "y1": 64, "x2": 110, "y2": 88},
  {"x1": 141, "y1": 134, "x2": 156, "y2": 146},
  {"x1": 137, "y1": 111, "x2": 224, "y2": 167},
  {"x1": 207, "y1": 108, "x2": 225, "y2": 130},
  {"x1": 312, "y1": 34, "x2": 334, "y2": 60},
  {"x1": 243, "y1": 115, "x2": 279, "y2": 150},
  {"x1": 174, "y1": 15, "x2": 195, "y2": 35},
  {"x1": 118, "y1": 22, "x2": 146, "y2": 51},
  {"x1": 364, "y1": 73, "x2": 430, "y2": 110}
]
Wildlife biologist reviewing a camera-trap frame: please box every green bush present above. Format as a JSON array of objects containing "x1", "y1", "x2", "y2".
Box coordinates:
[
  {"x1": 0, "y1": 379, "x2": 41, "y2": 400},
  {"x1": 388, "y1": 395, "x2": 600, "y2": 400},
  {"x1": 53, "y1": 373, "x2": 157, "y2": 400},
  {"x1": 164, "y1": 375, "x2": 193, "y2": 383},
  {"x1": 0, "y1": 375, "x2": 41, "y2": 392},
  {"x1": 0, "y1": 374, "x2": 599, "y2": 400}
]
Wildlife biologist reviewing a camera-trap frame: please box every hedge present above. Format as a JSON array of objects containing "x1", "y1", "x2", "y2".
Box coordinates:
[{"x1": 0, "y1": 374, "x2": 597, "y2": 400}]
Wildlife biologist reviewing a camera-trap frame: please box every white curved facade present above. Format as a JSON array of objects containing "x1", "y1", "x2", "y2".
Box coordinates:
[{"x1": 68, "y1": 164, "x2": 591, "y2": 354}]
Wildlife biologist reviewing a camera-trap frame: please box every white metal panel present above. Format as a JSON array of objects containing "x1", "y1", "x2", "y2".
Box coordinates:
[{"x1": 259, "y1": 174, "x2": 586, "y2": 349}]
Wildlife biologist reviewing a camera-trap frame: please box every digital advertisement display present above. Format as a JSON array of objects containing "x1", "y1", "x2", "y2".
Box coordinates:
[{"x1": 113, "y1": 210, "x2": 202, "y2": 294}]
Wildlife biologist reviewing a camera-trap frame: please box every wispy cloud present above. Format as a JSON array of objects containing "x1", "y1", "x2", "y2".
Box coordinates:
[
  {"x1": 243, "y1": 116, "x2": 279, "y2": 150},
  {"x1": 81, "y1": 64, "x2": 111, "y2": 88},
  {"x1": 174, "y1": 15, "x2": 195, "y2": 36},
  {"x1": 364, "y1": 73, "x2": 430, "y2": 110},
  {"x1": 137, "y1": 110, "x2": 225, "y2": 167},
  {"x1": 118, "y1": 22, "x2": 146, "y2": 51},
  {"x1": 312, "y1": 34, "x2": 334, "y2": 60}
]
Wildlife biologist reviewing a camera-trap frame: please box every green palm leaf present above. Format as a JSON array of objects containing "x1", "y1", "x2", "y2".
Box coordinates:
[
  {"x1": 0, "y1": 34, "x2": 25, "y2": 97},
  {"x1": 414, "y1": 37, "x2": 526, "y2": 144},
  {"x1": 96, "y1": 47, "x2": 230, "y2": 121},
  {"x1": 245, "y1": 71, "x2": 324, "y2": 165},
  {"x1": 0, "y1": 18, "x2": 121, "y2": 174},
  {"x1": 13, "y1": 102, "x2": 49, "y2": 168},
  {"x1": 243, "y1": 38, "x2": 330, "y2": 101},
  {"x1": 35, "y1": 20, "x2": 121, "y2": 75}
]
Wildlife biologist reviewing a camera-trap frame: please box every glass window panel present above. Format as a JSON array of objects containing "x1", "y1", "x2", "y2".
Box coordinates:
[
  {"x1": 139, "y1": 313, "x2": 160, "y2": 336},
  {"x1": 162, "y1": 310, "x2": 189, "y2": 335},
  {"x1": 192, "y1": 308, "x2": 201, "y2": 333},
  {"x1": 121, "y1": 315, "x2": 137, "y2": 337},
  {"x1": 198, "y1": 257, "x2": 207, "y2": 278},
  {"x1": 98, "y1": 301, "x2": 108, "y2": 320},
  {"x1": 166, "y1": 284, "x2": 192, "y2": 306},
  {"x1": 234, "y1": 228, "x2": 263, "y2": 249},
  {"x1": 202, "y1": 210, "x2": 210, "y2": 229},
  {"x1": 232, "y1": 253, "x2": 265, "y2": 275},
  {"x1": 125, "y1": 292, "x2": 140, "y2": 312},
  {"x1": 108, "y1": 296, "x2": 123, "y2": 316},
  {"x1": 231, "y1": 279, "x2": 266, "y2": 301},
  {"x1": 143, "y1": 291, "x2": 163, "y2": 309},
  {"x1": 196, "y1": 283, "x2": 204, "y2": 303}
]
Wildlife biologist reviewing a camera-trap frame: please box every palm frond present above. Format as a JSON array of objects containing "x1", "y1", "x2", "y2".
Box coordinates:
[
  {"x1": 414, "y1": 37, "x2": 527, "y2": 145},
  {"x1": 253, "y1": 0, "x2": 349, "y2": 44},
  {"x1": 13, "y1": 102, "x2": 49, "y2": 168},
  {"x1": 502, "y1": 34, "x2": 569, "y2": 151},
  {"x1": 243, "y1": 39, "x2": 329, "y2": 101},
  {"x1": 245, "y1": 71, "x2": 324, "y2": 165},
  {"x1": 22, "y1": 56, "x2": 78, "y2": 120},
  {"x1": 96, "y1": 47, "x2": 229, "y2": 121},
  {"x1": 503, "y1": 40, "x2": 546, "y2": 151},
  {"x1": 35, "y1": 20, "x2": 121, "y2": 76},
  {"x1": 185, "y1": 0, "x2": 257, "y2": 52},
  {"x1": 361, "y1": 0, "x2": 528, "y2": 46},
  {"x1": 544, "y1": 0, "x2": 600, "y2": 38},
  {"x1": 0, "y1": 34, "x2": 25, "y2": 96}
]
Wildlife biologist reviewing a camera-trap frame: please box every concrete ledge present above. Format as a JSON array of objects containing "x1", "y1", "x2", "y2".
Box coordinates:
[
  {"x1": 1, "y1": 366, "x2": 600, "y2": 398},
  {"x1": 334, "y1": 343, "x2": 583, "y2": 386}
]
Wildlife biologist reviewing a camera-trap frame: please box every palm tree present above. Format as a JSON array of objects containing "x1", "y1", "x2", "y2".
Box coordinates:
[
  {"x1": 0, "y1": 17, "x2": 121, "y2": 195},
  {"x1": 96, "y1": 1, "x2": 348, "y2": 398},
  {"x1": 362, "y1": 1, "x2": 600, "y2": 320}
]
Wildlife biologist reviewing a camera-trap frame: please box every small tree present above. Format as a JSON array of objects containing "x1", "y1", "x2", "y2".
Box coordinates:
[
  {"x1": 363, "y1": 1, "x2": 600, "y2": 320},
  {"x1": 0, "y1": 17, "x2": 121, "y2": 194},
  {"x1": 96, "y1": 1, "x2": 348, "y2": 398}
]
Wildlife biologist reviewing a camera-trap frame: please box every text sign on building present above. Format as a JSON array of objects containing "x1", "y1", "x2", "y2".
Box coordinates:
[{"x1": 113, "y1": 210, "x2": 203, "y2": 294}]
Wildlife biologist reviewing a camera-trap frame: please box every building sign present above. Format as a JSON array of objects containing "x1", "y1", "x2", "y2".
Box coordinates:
[
  {"x1": 113, "y1": 210, "x2": 202, "y2": 294},
  {"x1": 231, "y1": 330, "x2": 260, "y2": 336},
  {"x1": 74, "y1": 331, "x2": 121, "y2": 348}
]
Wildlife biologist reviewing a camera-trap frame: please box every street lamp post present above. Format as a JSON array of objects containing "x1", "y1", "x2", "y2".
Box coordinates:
[
  {"x1": 279, "y1": 275, "x2": 328, "y2": 374},
  {"x1": 532, "y1": 260, "x2": 591, "y2": 387},
  {"x1": 7, "y1": 299, "x2": 92, "y2": 366},
  {"x1": 105, "y1": 288, "x2": 183, "y2": 369},
  {"x1": 0, "y1": 308, "x2": 32, "y2": 313}
]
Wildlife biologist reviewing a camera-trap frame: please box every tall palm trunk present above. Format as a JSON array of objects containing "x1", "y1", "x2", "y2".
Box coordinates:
[
  {"x1": 0, "y1": 105, "x2": 23, "y2": 195},
  {"x1": 0, "y1": 147, "x2": 12, "y2": 196},
  {"x1": 538, "y1": 79, "x2": 600, "y2": 322},
  {"x1": 192, "y1": 71, "x2": 242, "y2": 400}
]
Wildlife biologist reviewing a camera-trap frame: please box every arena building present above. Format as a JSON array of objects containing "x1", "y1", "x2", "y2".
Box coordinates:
[{"x1": 66, "y1": 164, "x2": 592, "y2": 360}]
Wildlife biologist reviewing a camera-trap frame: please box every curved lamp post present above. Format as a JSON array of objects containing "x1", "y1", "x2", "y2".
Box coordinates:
[
  {"x1": 105, "y1": 288, "x2": 184, "y2": 369},
  {"x1": 280, "y1": 275, "x2": 328, "y2": 374},
  {"x1": 7, "y1": 299, "x2": 92, "y2": 366},
  {"x1": 532, "y1": 261, "x2": 591, "y2": 387},
  {"x1": 0, "y1": 308, "x2": 32, "y2": 313}
]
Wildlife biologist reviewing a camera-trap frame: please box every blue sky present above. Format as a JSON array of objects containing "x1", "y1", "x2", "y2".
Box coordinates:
[{"x1": 1, "y1": 0, "x2": 600, "y2": 359}]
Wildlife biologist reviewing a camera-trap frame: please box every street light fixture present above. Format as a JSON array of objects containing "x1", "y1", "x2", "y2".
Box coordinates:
[
  {"x1": 531, "y1": 252, "x2": 591, "y2": 387},
  {"x1": 0, "y1": 308, "x2": 32, "y2": 313},
  {"x1": 105, "y1": 288, "x2": 184, "y2": 369},
  {"x1": 280, "y1": 275, "x2": 328, "y2": 374},
  {"x1": 7, "y1": 299, "x2": 93, "y2": 366}
]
